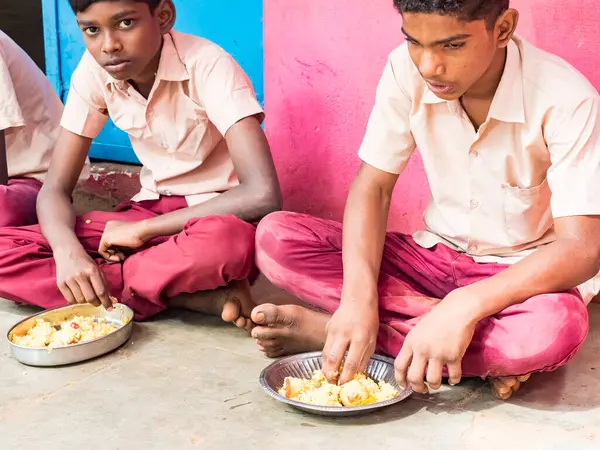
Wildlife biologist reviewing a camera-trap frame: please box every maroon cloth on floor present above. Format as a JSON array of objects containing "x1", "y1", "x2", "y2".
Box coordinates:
[
  {"x1": 255, "y1": 212, "x2": 589, "y2": 378},
  {"x1": 0, "y1": 196, "x2": 256, "y2": 320}
]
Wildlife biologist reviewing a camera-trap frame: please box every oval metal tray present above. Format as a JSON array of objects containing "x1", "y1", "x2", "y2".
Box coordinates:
[
  {"x1": 6, "y1": 303, "x2": 134, "y2": 367},
  {"x1": 260, "y1": 351, "x2": 412, "y2": 417}
]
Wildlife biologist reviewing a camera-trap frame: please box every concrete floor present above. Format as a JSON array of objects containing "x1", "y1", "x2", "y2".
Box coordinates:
[{"x1": 1, "y1": 291, "x2": 599, "y2": 450}]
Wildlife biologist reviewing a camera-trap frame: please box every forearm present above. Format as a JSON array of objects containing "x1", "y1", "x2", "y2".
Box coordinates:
[
  {"x1": 340, "y1": 173, "x2": 393, "y2": 306},
  {"x1": 37, "y1": 186, "x2": 82, "y2": 253},
  {"x1": 139, "y1": 184, "x2": 281, "y2": 240},
  {"x1": 0, "y1": 131, "x2": 8, "y2": 185},
  {"x1": 457, "y1": 239, "x2": 600, "y2": 322}
]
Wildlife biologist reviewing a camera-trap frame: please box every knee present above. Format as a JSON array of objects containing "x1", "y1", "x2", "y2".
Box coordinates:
[
  {"x1": 185, "y1": 214, "x2": 256, "y2": 270},
  {"x1": 256, "y1": 211, "x2": 312, "y2": 257},
  {"x1": 533, "y1": 293, "x2": 588, "y2": 352},
  {"x1": 496, "y1": 293, "x2": 589, "y2": 374},
  {"x1": 541, "y1": 293, "x2": 589, "y2": 357},
  {"x1": 0, "y1": 184, "x2": 38, "y2": 227}
]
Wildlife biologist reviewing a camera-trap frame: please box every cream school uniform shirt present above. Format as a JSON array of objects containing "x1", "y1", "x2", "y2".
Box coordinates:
[
  {"x1": 61, "y1": 31, "x2": 264, "y2": 206},
  {"x1": 0, "y1": 30, "x2": 68, "y2": 180},
  {"x1": 358, "y1": 36, "x2": 600, "y2": 304}
]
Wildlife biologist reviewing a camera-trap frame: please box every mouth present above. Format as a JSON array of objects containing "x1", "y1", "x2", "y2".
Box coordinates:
[
  {"x1": 425, "y1": 81, "x2": 455, "y2": 95},
  {"x1": 103, "y1": 59, "x2": 132, "y2": 73}
]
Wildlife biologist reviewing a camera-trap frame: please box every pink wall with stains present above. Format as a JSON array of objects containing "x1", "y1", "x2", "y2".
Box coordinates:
[{"x1": 264, "y1": 0, "x2": 600, "y2": 232}]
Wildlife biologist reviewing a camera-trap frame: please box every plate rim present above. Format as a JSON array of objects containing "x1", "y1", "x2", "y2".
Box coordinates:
[
  {"x1": 6, "y1": 303, "x2": 134, "y2": 351},
  {"x1": 259, "y1": 351, "x2": 413, "y2": 414}
]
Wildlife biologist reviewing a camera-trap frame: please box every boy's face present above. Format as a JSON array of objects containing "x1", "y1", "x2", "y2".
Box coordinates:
[
  {"x1": 76, "y1": 1, "x2": 167, "y2": 81},
  {"x1": 401, "y1": 12, "x2": 507, "y2": 100}
]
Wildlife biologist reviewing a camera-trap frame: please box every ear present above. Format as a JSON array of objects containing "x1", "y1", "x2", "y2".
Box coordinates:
[
  {"x1": 155, "y1": 0, "x2": 176, "y2": 35},
  {"x1": 494, "y1": 8, "x2": 519, "y2": 48}
]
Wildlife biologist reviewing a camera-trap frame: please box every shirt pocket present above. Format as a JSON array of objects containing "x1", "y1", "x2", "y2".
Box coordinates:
[
  {"x1": 502, "y1": 178, "x2": 553, "y2": 245},
  {"x1": 109, "y1": 103, "x2": 148, "y2": 140},
  {"x1": 162, "y1": 95, "x2": 213, "y2": 157}
]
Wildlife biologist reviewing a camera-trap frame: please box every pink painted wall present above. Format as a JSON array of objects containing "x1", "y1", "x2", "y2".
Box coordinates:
[{"x1": 264, "y1": 0, "x2": 600, "y2": 232}]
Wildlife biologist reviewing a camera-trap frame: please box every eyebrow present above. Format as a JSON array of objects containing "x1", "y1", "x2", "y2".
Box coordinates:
[
  {"x1": 401, "y1": 28, "x2": 471, "y2": 46},
  {"x1": 77, "y1": 9, "x2": 138, "y2": 27}
]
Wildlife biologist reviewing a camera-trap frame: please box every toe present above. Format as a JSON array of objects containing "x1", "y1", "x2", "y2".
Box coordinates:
[
  {"x1": 244, "y1": 320, "x2": 255, "y2": 334},
  {"x1": 491, "y1": 379, "x2": 513, "y2": 400},
  {"x1": 221, "y1": 298, "x2": 241, "y2": 323},
  {"x1": 258, "y1": 339, "x2": 281, "y2": 350},
  {"x1": 498, "y1": 376, "x2": 518, "y2": 388},
  {"x1": 517, "y1": 374, "x2": 531, "y2": 383},
  {"x1": 265, "y1": 347, "x2": 285, "y2": 358},
  {"x1": 234, "y1": 316, "x2": 246, "y2": 329},
  {"x1": 251, "y1": 326, "x2": 280, "y2": 340},
  {"x1": 511, "y1": 380, "x2": 522, "y2": 394},
  {"x1": 232, "y1": 279, "x2": 256, "y2": 317},
  {"x1": 251, "y1": 303, "x2": 279, "y2": 325}
]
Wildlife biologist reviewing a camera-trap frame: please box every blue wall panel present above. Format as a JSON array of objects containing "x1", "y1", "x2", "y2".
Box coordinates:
[{"x1": 43, "y1": 0, "x2": 264, "y2": 163}]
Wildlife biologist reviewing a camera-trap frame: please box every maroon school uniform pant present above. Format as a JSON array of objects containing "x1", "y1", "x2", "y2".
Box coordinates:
[
  {"x1": 0, "y1": 178, "x2": 42, "y2": 227},
  {"x1": 255, "y1": 212, "x2": 589, "y2": 378},
  {"x1": 0, "y1": 196, "x2": 256, "y2": 320}
]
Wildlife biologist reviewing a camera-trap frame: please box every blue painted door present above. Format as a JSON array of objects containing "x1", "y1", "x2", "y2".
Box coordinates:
[{"x1": 42, "y1": 0, "x2": 263, "y2": 163}]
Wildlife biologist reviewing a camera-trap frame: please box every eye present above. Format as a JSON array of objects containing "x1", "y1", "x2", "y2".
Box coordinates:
[
  {"x1": 444, "y1": 42, "x2": 465, "y2": 50},
  {"x1": 83, "y1": 27, "x2": 99, "y2": 36},
  {"x1": 117, "y1": 19, "x2": 135, "y2": 29}
]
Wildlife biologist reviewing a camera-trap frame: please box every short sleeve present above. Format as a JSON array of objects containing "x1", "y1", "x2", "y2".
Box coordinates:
[
  {"x1": 196, "y1": 54, "x2": 264, "y2": 136},
  {"x1": 546, "y1": 96, "x2": 600, "y2": 218},
  {"x1": 60, "y1": 52, "x2": 109, "y2": 139},
  {"x1": 357, "y1": 52, "x2": 416, "y2": 174},
  {"x1": 0, "y1": 51, "x2": 25, "y2": 132}
]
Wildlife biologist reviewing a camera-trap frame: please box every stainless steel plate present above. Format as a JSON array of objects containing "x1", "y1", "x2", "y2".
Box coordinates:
[
  {"x1": 7, "y1": 303, "x2": 134, "y2": 367},
  {"x1": 260, "y1": 351, "x2": 412, "y2": 417}
]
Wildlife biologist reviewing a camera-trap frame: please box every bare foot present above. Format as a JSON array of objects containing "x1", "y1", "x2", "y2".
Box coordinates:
[
  {"x1": 250, "y1": 303, "x2": 329, "y2": 358},
  {"x1": 490, "y1": 374, "x2": 531, "y2": 400},
  {"x1": 169, "y1": 279, "x2": 256, "y2": 333}
]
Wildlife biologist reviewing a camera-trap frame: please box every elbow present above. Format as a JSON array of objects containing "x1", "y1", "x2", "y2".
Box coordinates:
[
  {"x1": 263, "y1": 187, "x2": 284, "y2": 216},
  {"x1": 589, "y1": 244, "x2": 600, "y2": 275},
  {"x1": 573, "y1": 240, "x2": 600, "y2": 281},
  {"x1": 36, "y1": 182, "x2": 70, "y2": 211},
  {"x1": 36, "y1": 184, "x2": 52, "y2": 209},
  {"x1": 253, "y1": 185, "x2": 283, "y2": 220}
]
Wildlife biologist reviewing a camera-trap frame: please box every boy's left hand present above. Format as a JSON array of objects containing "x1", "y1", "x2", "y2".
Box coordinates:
[
  {"x1": 394, "y1": 289, "x2": 479, "y2": 394},
  {"x1": 99, "y1": 220, "x2": 148, "y2": 262}
]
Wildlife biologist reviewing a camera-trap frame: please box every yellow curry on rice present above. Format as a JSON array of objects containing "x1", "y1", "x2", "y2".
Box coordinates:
[
  {"x1": 279, "y1": 369, "x2": 399, "y2": 407},
  {"x1": 11, "y1": 315, "x2": 119, "y2": 348}
]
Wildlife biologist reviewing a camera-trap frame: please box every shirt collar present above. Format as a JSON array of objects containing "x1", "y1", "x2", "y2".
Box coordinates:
[
  {"x1": 420, "y1": 38, "x2": 526, "y2": 124},
  {"x1": 105, "y1": 32, "x2": 190, "y2": 91},
  {"x1": 487, "y1": 38, "x2": 525, "y2": 124}
]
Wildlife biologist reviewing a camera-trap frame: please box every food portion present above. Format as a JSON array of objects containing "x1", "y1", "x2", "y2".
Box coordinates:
[
  {"x1": 11, "y1": 315, "x2": 119, "y2": 348},
  {"x1": 279, "y1": 369, "x2": 399, "y2": 407}
]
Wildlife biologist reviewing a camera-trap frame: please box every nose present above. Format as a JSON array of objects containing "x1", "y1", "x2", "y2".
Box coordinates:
[
  {"x1": 418, "y1": 50, "x2": 445, "y2": 79},
  {"x1": 101, "y1": 31, "x2": 123, "y2": 55}
]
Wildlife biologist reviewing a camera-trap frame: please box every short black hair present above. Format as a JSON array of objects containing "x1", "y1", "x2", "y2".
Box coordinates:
[
  {"x1": 394, "y1": 0, "x2": 510, "y2": 28},
  {"x1": 69, "y1": 0, "x2": 162, "y2": 14}
]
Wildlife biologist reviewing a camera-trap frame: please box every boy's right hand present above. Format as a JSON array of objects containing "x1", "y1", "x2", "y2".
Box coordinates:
[
  {"x1": 55, "y1": 248, "x2": 114, "y2": 310},
  {"x1": 322, "y1": 299, "x2": 380, "y2": 385}
]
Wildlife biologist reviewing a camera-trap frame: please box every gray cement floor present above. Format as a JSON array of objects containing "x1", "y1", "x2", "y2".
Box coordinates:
[{"x1": 1, "y1": 290, "x2": 599, "y2": 450}]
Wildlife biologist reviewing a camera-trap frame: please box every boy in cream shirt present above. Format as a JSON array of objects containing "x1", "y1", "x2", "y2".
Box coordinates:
[
  {"x1": 0, "y1": 30, "x2": 70, "y2": 226},
  {"x1": 0, "y1": 1, "x2": 281, "y2": 328}
]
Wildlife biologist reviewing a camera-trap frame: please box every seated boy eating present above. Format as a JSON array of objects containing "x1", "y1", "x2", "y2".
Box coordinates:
[
  {"x1": 251, "y1": 0, "x2": 600, "y2": 399},
  {"x1": 0, "y1": 30, "x2": 70, "y2": 227},
  {"x1": 0, "y1": 0, "x2": 281, "y2": 327}
]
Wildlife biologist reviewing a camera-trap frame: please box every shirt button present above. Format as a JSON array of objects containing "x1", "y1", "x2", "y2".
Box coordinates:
[
  {"x1": 470, "y1": 199, "x2": 480, "y2": 209},
  {"x1": 468, "y1": 244, "x2": 478, "y2": 253},
  {"x1": 147, "y1": 108, "x2": 154, "y2": 117},
  {"x1": 471, "y1": 150, "x2": 479, "y2": 158},
  {"x1": 164, "y1": 190, "x2": 172, "y2": 196},
  {"x1": 161, "y1": 142, "x2": 168, "y2": 149}
]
